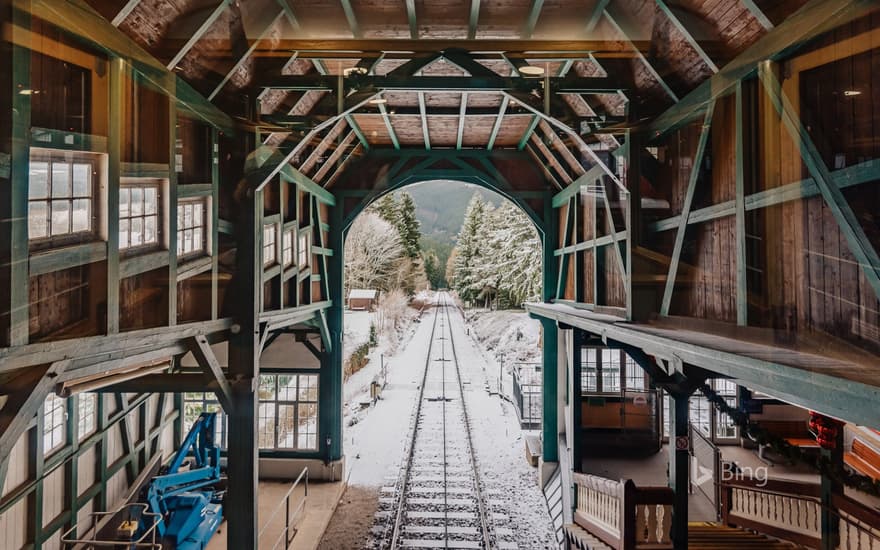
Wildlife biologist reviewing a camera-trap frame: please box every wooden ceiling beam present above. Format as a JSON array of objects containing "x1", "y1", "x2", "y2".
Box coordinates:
[
  {"x1": 653, "y1": 0, "x2": 719, "y2": 73},
  {"x1": 377, "y1": 100, "x2": 400, "y2": 150},
  {"x1": 487, "y1": 96, "x2": 510, "y2": 150},
  {"x1": 405, "y1": 0, "x2": 418, "y2": 38},
  {"x1": 345, "y1": 115, "x2": 370, "y2": 150},
  {"x1": 166, "y1": 0, "x2": 231, "y2": 70},
  {"x1": 740, "y1": 0, "x2": 774, "y2": 30},
  {"x1": 585, "y1": 0, "x2": 610, "y2": 33},
  {"x1": 210, "y1": 9, "x2": 285, "y2": 101},
  {"x1": 468, "y1": 0, "x2": 481, "y2": 40},
  {"x1": 313, "y1": 131, "x2": 357, "y2": 182},
  {"x1": 523, "y1": 0, "x2": 545, "y2": 39},
  {"x1": 171, "y1": 38, "x2": 647, "y2": 55},
  {"x1": 539, "y1": 120, "x2": 584, "y2": 176},
  {"x1": 256, "y1": 75, "x2": 621, "y2": 93},
  {"x1": 325, "y1": 143, "x2": 364, "y2": 188},
  {"x1": 418, "y1": 92, "x2": 431, "y2": 149},
  {"x1": 456, "y1": 93, "x2": 469, "y2": 150},
  {"x1": 300, "y1": 118, "x2": 348, "y2": 175},
  {"x1": 602, "y1": 3, "x2": 679, "y2": 101},
  {"x1": 530, "y1": 133, "x2": 573, "y2": 185},
  {"x1": 111, "y1": 0, "x2": 141, "y2": 27},
  {"x1": 339, "y1": 0, "x2": 362, "y2": 38}
]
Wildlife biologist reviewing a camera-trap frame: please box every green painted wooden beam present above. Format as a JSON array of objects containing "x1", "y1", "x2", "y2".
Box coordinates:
[
  {"x1": 734, "y1": 82, "x2": 747, "y2": 326},
  {"x1": 345, "y1": 114, "x2": 370, "y2": 150},
  {"x1": 167, "y1": 0, "x2": 230, "y2": 69},
  {"x1": 551, "y1": 163, "x2": 606, "y2": 207},
  {"x1": 456, "y1": 92, "x2": 468, "y2": 150},
  {"x1": 654, "y1": 0, "x2": 718, "y2": 72},
  {"x1": 405, "y1": 0, "x2": 418, "y2": 38},
  {"x1": 468, "y1": 0, "x2": 481, "y2": 39},
  {"x1": 647, "y1": 0, "x2": 877, "y2": 138},
  {"x1": 740, "y1": 0, "x2": 774, "y2": 30},
  {"x1": 759, "y1": 61, "x2": 880, "y2": 301},
  {"x1": 585, "y1": 0, "x2": 610, "y2": 33},
  {"x1": 603, "y1": 4, "x2": 678, "y2": 101},
  {"x1": 377, "y1": 101, "x2": 400, "y2": 150},
  {"x1": 660, "y1": 102, "x2": 714, "y2": 316},
  {"x1": 418, "y1": 92, "x2": 431, "y2": 149},
  {"x1": 487, "y1": 95, "x2": 510, "y2": 150},
  {"x1": 518, "y1": 116, "x2": 541, "y2": 150},
  {"x1": 524, "y1": 302, "x2": 880, "y2": 428},
  {"x1": 210, "y1": 10, "x2": 284, "y2": 100},
  {"x1": 523, "y1": 0, "x2": 544, "y2": 39},
  {"x1": 111, "y1": 0, "x2": 141, "y2": 26},
  {"x1": 339, "y1": 0, "x2": 362, "y2": 38}
]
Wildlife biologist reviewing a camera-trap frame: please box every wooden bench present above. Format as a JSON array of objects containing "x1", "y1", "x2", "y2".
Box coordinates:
[
  {"x1": 845, "y1": 439, "x2": 880, "y2": 481},
  {"x1": 751, "y1": 420, "x2": 817, "y2": 464}
]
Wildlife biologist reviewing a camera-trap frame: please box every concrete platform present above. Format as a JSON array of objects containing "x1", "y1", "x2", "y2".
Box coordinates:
[{"x1": 206, "y1": 478, "x2": 346, "y2": 550}]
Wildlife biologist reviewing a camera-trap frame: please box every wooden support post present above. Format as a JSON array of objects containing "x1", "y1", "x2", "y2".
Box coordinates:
[
  {"x1": 226, "y1": 184, "x2": 262, "y2": 548},
  {"x1": 734, "y1": 82, "x2": 747, "y2": 326},
  {"x1": 323, "y1": 195, "x2": 345, "y2": 465},
  {"x1": 107, "y1": 57, "x2": 126, "y2": 334},
  {"x1": 1, "y1": 0, "x2": 30, "y2": 346},
  {"x1": 571, "y1": 329, "x2": 583, "y2": 470},
  {"x1": 168, "y1": 76, "x2": 178, "y2": 326},
  {"x1": 820, "y1": 434, "x2": 844, "y2": 550},
  {"x1": 541, "y1": 191, "x2": 559, "y2": 463},
  {"x1": 667, "y1": 390, "x2": 690, "y2": 548},
  {"x1": 211, "y1": 129, "x2": 220, "y2": 319},
  {"x1": 625, "y1": 124, "x2": 642, "y2": 320}
]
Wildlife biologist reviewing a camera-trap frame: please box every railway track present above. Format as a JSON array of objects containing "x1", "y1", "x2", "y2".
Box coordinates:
[{"x1": 371, "y1": 292, "x2": 511, "y2": 550}]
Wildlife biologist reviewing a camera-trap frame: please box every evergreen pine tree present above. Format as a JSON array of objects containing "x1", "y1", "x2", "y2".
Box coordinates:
[
  {"x1": 452, "y1": 194, "x2": 488, "y2": 303},
  {"x1": 396, "y1": 192, "x2": 421, "y2": 260},
  {"x1": 372, "y1": 193, "x2": 398, "y2": 225}
]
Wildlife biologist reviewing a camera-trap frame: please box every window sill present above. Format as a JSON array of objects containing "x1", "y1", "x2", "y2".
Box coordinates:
[
  {"x1": 29, "y1": 241, "x2": 107, "y2": 276},
  {"x1": 177, "y1": 254, "x2": 213, "y2": 282},
  {"x1": 120, "y1": 249, "x2": 169, "y2": 278}
]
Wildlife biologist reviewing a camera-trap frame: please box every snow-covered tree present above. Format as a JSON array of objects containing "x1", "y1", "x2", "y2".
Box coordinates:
[
  {"x1": 396, "y1": 192, "x2": 422, "y2": 260},
  {"x1": 344, "y1": 212, "x2": 404, "y2": 291},
  {"x1": 451, "y1": 196, "x2": 541, "y2": 308}
]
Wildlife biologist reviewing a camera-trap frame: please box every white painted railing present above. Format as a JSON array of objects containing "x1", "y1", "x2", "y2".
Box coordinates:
[{"x1": 572, "y1": 472, "x2": 673, "y2": 549}]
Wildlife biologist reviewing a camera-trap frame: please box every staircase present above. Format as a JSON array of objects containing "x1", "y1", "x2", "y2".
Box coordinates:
[
  {"x1": 563, "y1": 522, "x2": 612, "y2": 549},
  {"x1": 688, "y1": 524, "x2": 796, "y2": 549},
  {"x1": 544, "y1": 466, "x2": 566, "y2": 548}
]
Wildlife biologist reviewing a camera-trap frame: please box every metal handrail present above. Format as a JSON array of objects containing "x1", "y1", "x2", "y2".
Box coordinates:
[
  {"x1": 61, "y1": 503, "x2": 162, "y2": 549},
  {"x1": 258, "y1": 467, "x2": 310, "y2": 550}
]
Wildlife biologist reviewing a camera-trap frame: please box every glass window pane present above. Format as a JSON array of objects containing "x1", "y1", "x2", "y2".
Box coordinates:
[
  {"x1": 30, "y1": 162, "x2": 49, "y2": 199},
  {"x1": 601, "y1": 350, "x2": 621, "y2": 393},
  {"x1": 144, "y1": 187, "x2": 157, "y2": 215},
  {"x1": 144, "y1": 215, "x2": 157, "y2": 244},
  {"x1": 259, "y1": 375, "x2": 276, "y2": 400},
  {"x1": 193, "y1": 203, "x2": 203, "y2": 227},
  {"x1": 177, "y1": 230, "x2": 184, "y2": 255},
  {"x1": 130, "y1": 217, "x2": 143, "y2": 246},
  {"x1": 51, "y1": 200, "x2": 70, "y2": 236},
  {"x1": 277, "y1": 405, "x2": 296, "y2": 449},
  {"x1": 71, "y1": 199, "x2": 90, "y2": 232},
  {"x1": 299, "y1": 375, "x2": 318, "y2": 401},
  {"x1": 184, "y1": 204, "x2": 193, "y2": 228},
  {"x1": 72, "y1": 164, "x2": 90, "y2": 196},
  {"x1": 297, "y1": 403, "x2": 317, "y2": 450},
  {"x1": 277, "y1": 376, "x2": 296, "y2": 401},
  {"x1": 119, "y1": 188, "x2": 130, "y2": 219},
  {"x1": 183, "y1": 229, "x2": 193, "y2": 253},
  {"x1": 193, "y1": 227, "x2": 203, "y2": 252},
  {"x1": 130, "y1": 187, "x2": 143, "y2": 217},
  {"x1": 29, "y1": 201, "x2": 48, "y2": 238},
  {"x1": 177, "y1": 204, "x2": 183, "y2": 229},
  {"x1": 119, "y1": 218, "x2": 129, "y2": 249},
  {"x1": 52, "y1": 163, "x2": 70, "y2": 198},
  {"x1": 258, "y1": 403, "x2": 276, "y2": 448}
]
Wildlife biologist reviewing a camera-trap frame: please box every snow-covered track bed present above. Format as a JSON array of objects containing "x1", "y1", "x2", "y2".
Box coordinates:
[{"x1": 372, "y1": 292, "x2": 507, "y2": 550}]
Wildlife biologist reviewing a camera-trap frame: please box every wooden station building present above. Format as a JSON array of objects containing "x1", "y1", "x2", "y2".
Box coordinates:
[{"x1": 1, "y1": 0, "x2": 880, "y2": 548}]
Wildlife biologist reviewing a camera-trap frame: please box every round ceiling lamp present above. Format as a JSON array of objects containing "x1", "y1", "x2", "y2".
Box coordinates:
[
  {"x1": 344, "y1": 66, "x2": 368, "y2": 76},
  {"x1": 369, "y1": 97, "x2": 388, "y2": 105},
  {"x1": 519, "y1": 65, "x2": 545, "y2": 76}
]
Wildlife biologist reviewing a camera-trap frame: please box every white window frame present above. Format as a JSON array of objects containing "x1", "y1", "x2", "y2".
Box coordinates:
[
  {"x1": 257, "y1": 373, "x2": 319, "y2": 451},
  {"x1": 183, "y1": 392, "x2": 227, "y2": 448},
  {"x1": 119, "y1": 182, "x2": 161, "y2": 251},
  {"x1": 177, "y1": 198, "x2": 207, "y2": 259},
  {"x1": 43, "y1": 394, "x2": 67, "y2": 456},
  {"x1": 297, "y1": 230, "x2": 310, "y2": 269},
  {"x1": 28, "y1": 152, "x2": 99, "y2": 244},
  {"x1": 263, "y1": 224, "x2": 277, "y2": 267},
  {"x1": 282, "y1": 230, "x2": 294, "y2": 267},
  {"x1": 77, "y1": 393, "x2": 97, "y2": 442}
]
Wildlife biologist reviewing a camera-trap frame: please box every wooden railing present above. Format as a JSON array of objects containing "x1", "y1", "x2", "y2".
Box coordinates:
[
  {"x1": 720, "y1": 476, "x2": 880, "y2": 550},
  {"x1": 572, "y1": 472, "x2": 673, "y2": 549}
]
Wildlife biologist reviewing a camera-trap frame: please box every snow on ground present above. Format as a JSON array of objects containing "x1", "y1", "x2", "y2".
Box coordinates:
[
  {"x1": 319, "y1": 295, "x2": 555, "y2": 549},
  {"x1": 449, "y1": 306, "x2": 557, "y2": 549}
]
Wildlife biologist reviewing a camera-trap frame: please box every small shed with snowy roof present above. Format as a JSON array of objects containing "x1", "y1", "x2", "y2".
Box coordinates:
[{"x1": 348, "y1": 289, "x2": 379, "y2": 311}]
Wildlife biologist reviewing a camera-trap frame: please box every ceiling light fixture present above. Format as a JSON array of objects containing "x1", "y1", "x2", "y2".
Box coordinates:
[
  {"x1": 369, "y1": 97, "x2": 388, "y2": 105},
  {"x1": 344, "y1": 66, "x2": 368, "y2": 76},
  {"x1": 519, "y1": 65, "x2": 545, "y2": 77},
  {"x1": 843, "y1": 90, "x2": 862, "y2": 97},
  {"x1": 18, "y1": 89, "x2": 38, "y2": 95}
]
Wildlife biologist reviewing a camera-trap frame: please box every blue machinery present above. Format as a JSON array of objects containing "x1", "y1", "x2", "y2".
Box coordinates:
[{"x1": 139, "y1": 412, "x2": 224, "y2": 549}]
